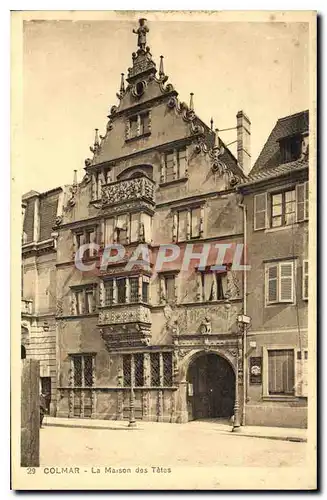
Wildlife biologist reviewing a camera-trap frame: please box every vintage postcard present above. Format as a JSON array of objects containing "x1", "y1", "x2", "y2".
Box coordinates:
[{"x1": 11, "y1": 10, "x2": 317, "y2": 490}]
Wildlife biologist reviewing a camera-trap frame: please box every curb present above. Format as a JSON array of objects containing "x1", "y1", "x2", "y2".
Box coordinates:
[{"x1": 43, "y1": 422, "x2": 307, "y2": 442}]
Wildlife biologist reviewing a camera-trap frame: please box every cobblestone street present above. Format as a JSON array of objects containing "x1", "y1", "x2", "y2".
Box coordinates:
[{"x1": 41, "y1": 420, "x2": 307, "y2": 469}]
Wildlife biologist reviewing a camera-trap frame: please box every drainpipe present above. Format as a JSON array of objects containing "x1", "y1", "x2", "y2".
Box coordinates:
[{"x1": 238, "y1": 200, "x2": 247, "y2": 426}]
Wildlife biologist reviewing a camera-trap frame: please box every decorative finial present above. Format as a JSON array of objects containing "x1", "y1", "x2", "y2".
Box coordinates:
[
  {"x1": 210, "y1": 117, "x2": 214, "y2": 131},
  {"x1": 214, "y1": 128, "x2": 220, "y2": 149},
  {"x1": 133, "y1": 18, "x2": 149, "y2": 51},
  {"x1": 73, "y1": 169, "x2": 77, "y2": 186},
  {"x1": 189, "y1": 93, "x2": 194, "y2": 111},
  {"x1": 120, "y1": 73, "x2": 125, "y2": 94},
  {"x1": 94, "y1": 128, "x2": 100, "y2": 147},
  {"x1": 159, "y1": 56, "x2": 165, "y2": 77}
]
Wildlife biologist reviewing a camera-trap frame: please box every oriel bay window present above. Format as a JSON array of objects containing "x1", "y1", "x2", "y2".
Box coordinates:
[
  {"x1": 254, "y1": 181, "x2": 309, "y2": 230},
  {"x1": 101, "y1": 275, "x2": 150, "y2": 306},
  {"x1": 104, "y1": 212, "x2": 152, "y2": 246},
  {"x1": 71, "y1": 285, "x2": 97, "y2": 315},
  {"x1": 122, "y1": 352, "x2": 173, "y2": 387}
]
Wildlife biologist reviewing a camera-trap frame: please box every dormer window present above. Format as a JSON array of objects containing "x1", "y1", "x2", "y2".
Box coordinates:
[{"x1": 279, "y1": 135, "x2": 302, "y2": 163}]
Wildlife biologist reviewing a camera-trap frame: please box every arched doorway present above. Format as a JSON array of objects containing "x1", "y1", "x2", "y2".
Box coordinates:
[{"x1": 186, "y1": 352, "x2": 235, "y2": 420}]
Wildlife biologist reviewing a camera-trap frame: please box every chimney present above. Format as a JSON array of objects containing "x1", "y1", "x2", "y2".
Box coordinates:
[{"x1": 236, "y1": 111, "x2": 251, "y2": 175}]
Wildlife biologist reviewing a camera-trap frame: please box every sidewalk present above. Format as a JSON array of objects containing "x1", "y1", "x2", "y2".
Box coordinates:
[{"x1": 43, "y1": 416, "x2": 307, "y2": 443}]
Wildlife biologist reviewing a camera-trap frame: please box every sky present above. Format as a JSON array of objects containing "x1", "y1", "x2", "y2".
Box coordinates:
[{"x1": 21, "y1": 14, "x2": 310, "y2": 195}]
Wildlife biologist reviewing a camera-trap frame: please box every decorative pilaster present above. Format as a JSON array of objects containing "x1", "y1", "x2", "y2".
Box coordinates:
[
  {"x1": 91, "y1": 173, "x2": 97, "y2": 200},
  {"x1": 160, "y1": 153, "x2": 165, "y2": 183},
  {"x1": 69, "y1": 357, "x2": 74, "y2": 418},
  {"x1": 99, "y1": 281, "x2": 104, "y2": 307},
  {"x1": 71, "y1": 293, "x2": 77, "y2": 315},
  {"x1": 157, "y1": 390, "x2": 163, "y2": 422},
  {"x1": 100, "y1": 219, "x2": 105, "y2": 248},
  {"x1": 199, "y1": 206, "x2": 204, "y2": 237},
  {"x1": 186, "y1": 209, "x2": 191, "y2": 240},
  {"x1": 117, "y1": 391, "x2": 124, "y2": 420},
  {"x1": 184, "y1": 146, "x2": 189, "y2": 177},
  {"x1": 91, "y1": 356, "x2": 96, "y2": 418},
  {"x1": 148, "y1": 110, "x2": 152, "y2": 134},
  {"x1": 173, "y1": 150, "x2": 178, "y2": 180},
  {"x1": 125, "y1": 119, "x2": 130, "y2": 140}
]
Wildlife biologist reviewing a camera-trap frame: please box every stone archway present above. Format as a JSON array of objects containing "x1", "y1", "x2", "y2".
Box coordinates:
[{"x1": 186, "y1": 351, "x2": 235, "y2": 421}]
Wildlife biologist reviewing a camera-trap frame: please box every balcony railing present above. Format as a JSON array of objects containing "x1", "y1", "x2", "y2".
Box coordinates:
[
  {"x1": 102, "y1": 176, "x2": 155, "y2": 207},
  {"x1": 99, "y1": 303, "x2": 152, "y2": 350},
  {"x1": 21, "y1": 298, "x2": 33, "y2": 315},
  {"x1": 98, "y1": 303, "x2": 151, "y2": 326}
]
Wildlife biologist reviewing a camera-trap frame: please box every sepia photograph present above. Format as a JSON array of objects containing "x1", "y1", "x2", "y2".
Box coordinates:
[{"x1": 11, "y1": 10, "x2": 317, "y2": 490}]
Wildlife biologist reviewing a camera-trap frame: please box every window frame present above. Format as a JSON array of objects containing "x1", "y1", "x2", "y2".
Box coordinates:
[
  {"x1": 265, "y1": 260, "x2": 296, "y2": 305},
  {"x1": 262, "y1": 345, "x2": 296, "y2": 399},
  {"x1": 270, "y1": 188, "x2": 296, "y2": 228},
  {"x1": 70, "y1": 354, "x2": 95, "y2": 388},
  {"x1": 71, "y1": 285, "x2": 97, "y2": 316}
]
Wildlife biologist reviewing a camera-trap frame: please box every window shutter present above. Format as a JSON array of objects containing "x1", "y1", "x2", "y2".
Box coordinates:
[
  {"x1": 303, "y1": 260, "x2": 309, "y2": 300},
  {"x1": 267, "y1": 265, "x2": 278, "y2": 303},
  {"x1": 105, "y1": 218, "x2": 114, "y2": 246},
  {"x1": 305, "y1": 181, "x2": 309, "y2": 219},
  {"x1": 130, "y1": 213, "x2": 139, "y2": 243},
  {"x1": 177, "y1": 210, "x2": 187, "y2": 241},
  {"x1": 254, "y1": 193, "x2": 267, "y2": 230},
  {"x1": 295, "y1": 350, "x2": 308, "y2": 397},
  {"x1": 191, "y1": 207, "x2": 201, "y2": 238},
  {"x1": 296, "y1": 183, "x2": 305, "y2": 222},
  {"x1": 279, "y1": 262, "x2": 294, "y2": 302}
]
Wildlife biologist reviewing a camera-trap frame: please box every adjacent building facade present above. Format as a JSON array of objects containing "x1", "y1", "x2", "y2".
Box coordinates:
[
  {"x1": 239, "y1": 110, "x2": 309, "y2": 428},
  {"x1": 21, "y1": 20, "x2": 310, "y2": 428}
]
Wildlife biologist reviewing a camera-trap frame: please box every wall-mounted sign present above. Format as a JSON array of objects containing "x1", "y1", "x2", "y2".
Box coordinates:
[{"x1": 250, "y1": 357, "x2": 262, "y2": 384}]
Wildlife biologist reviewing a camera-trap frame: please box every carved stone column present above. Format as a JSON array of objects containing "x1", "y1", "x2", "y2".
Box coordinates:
[
  {"x1": 99, "y1": 281, "x2": 105, "y2": 307},
  {"x1": 173, "y1": 150, "x2": 178, "y2": 179}
]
